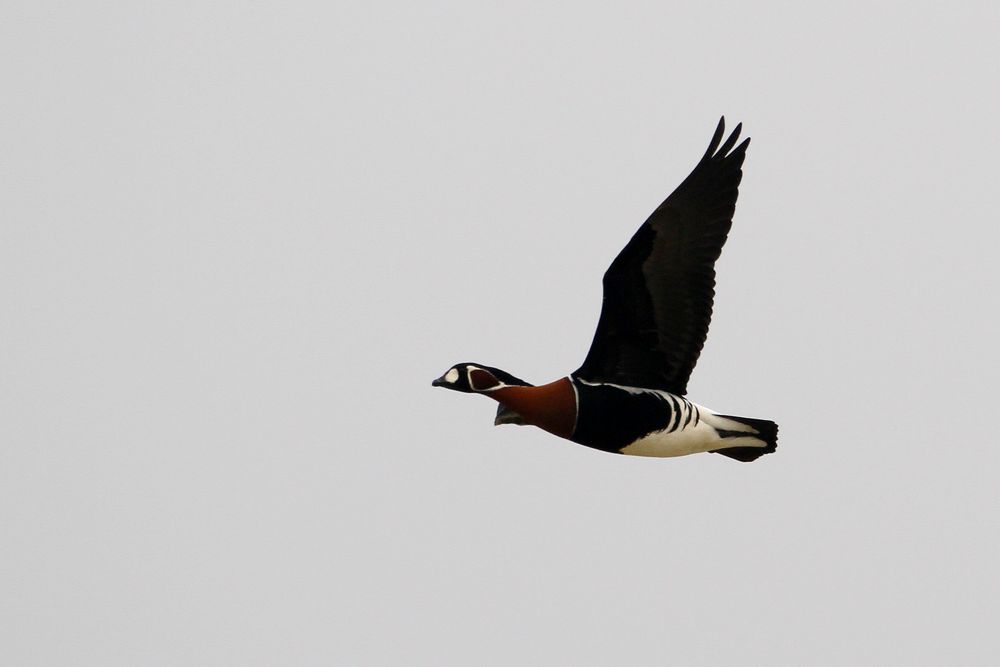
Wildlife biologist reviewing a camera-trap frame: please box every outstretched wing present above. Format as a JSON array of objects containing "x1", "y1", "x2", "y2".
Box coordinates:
[{"x1": 574, "y1": 118, "x2": 750, "y2": 395}]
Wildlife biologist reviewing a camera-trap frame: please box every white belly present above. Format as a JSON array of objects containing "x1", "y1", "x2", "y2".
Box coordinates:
[{"x1": 619, "y1": 408, "x2": 765, "y2": 458}]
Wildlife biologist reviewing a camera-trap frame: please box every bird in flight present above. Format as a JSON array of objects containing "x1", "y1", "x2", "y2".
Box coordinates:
[{"x1": 433, "y1": 118, "x2": 777, "y2": 461}]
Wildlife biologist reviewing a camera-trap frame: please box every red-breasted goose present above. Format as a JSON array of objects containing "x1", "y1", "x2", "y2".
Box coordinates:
[{"x1": 432, "y1": 118, "x2": 777, "y2": 461}]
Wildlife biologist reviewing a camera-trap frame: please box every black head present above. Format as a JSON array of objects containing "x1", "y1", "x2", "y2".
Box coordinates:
[{"x1": 431, "y1": 363, "x2": 530, "y2": 393}]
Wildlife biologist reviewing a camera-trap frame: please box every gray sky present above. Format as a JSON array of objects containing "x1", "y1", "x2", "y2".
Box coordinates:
[{"x1": 4, "y1": 1, "x2": 999, "y2": 665}]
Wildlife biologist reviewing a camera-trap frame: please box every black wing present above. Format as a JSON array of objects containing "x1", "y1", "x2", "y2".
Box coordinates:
[{"x1": 574, "y1": 118, "x2": 750, "y2": 395}]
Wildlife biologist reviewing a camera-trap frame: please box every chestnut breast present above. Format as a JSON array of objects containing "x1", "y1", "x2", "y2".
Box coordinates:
[{"x1": 490, "y1": 378, "x2": 577, "y2": 440}]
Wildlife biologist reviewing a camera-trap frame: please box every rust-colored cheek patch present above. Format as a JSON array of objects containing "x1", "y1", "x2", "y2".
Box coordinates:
[
  {"x1": 470, "y1": 369, "x2": 500, "y2": 391},
  {"x1": 490, "y1": 378, "x2": 576, "y2": 440}
]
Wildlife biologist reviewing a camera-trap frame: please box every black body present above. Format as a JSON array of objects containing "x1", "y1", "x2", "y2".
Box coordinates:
[{"x1": 569, "y1": 379, "x2": 674, "y2": 453}]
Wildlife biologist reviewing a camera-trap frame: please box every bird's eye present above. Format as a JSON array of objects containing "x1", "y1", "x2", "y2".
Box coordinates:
[{"x1": 445, "y1": 368, "x2": 460, "y2": 383}]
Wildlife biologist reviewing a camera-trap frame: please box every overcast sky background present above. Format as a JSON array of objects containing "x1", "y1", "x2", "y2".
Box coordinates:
[{"x1": 4, "y1": 1, "x2": 1000, "y2": 665}]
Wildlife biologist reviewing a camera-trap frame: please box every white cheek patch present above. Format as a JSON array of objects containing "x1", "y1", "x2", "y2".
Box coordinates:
[{"x1": 445, "y1": 368, "x2": 460, "y2": 384}]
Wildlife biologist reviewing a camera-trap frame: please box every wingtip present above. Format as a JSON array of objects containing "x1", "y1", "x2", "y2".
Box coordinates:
[
  {"x1": 704, "y1": 117, "x2": 727, "y2": 159},
  {"x1": 717, "y1": 122, "x2": 743, "y2": 156}
]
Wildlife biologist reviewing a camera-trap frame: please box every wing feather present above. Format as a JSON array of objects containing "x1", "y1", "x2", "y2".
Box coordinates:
[{"x1": 574, "y1": 118, "x2": 750, "y2": 394}]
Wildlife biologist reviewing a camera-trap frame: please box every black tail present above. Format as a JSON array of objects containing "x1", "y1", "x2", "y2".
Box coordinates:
[{"x1": 710, "y1": 415, "x2": 778, "y2": 463}]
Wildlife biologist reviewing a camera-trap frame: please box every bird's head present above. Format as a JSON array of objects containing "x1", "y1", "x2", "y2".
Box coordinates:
[
  {"x1": 431, "y1": 363, "x2": 527, "y2": 394},
  {"x1": 432, "y1": 364, "x2": 533, "y2": 426}
]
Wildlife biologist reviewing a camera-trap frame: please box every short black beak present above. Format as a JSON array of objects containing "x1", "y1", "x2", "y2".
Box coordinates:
[{"x1": 431, "y1": 375, "x2": 446, "y2": 387}]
